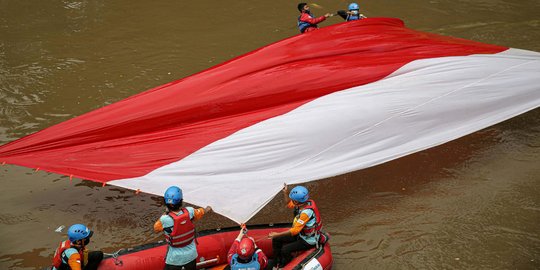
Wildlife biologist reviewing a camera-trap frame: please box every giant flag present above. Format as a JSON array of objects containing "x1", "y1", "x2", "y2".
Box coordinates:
[{"x1": 0, "y1": 18, "x2": 539, "y2": 223}]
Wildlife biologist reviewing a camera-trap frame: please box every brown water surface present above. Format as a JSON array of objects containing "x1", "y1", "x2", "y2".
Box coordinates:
[{"x1": 0, "y1": 0, "x2": 539, "y2": 269}]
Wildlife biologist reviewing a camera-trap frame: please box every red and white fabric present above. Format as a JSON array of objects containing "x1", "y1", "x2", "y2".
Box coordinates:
[{"x1": 1, "y1": 18, "x2": 539, "y2": 223}]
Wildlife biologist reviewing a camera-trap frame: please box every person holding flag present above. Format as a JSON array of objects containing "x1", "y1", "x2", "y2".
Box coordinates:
[
  {"x1": 226, "y1": 224, "x2": 269, "y2": 270},
  {"x1": 337, "y1": 2, "x2": 367, "y2": 21},
  {"x1": 297, "y1": 3, "x2": 332, "y2": 33},
  {"x1": 154, "y1": 186, "x2": 212, "y2": 270},
  {"x1": 268, "y1": 185, "x2": 324, "y2": 268}
]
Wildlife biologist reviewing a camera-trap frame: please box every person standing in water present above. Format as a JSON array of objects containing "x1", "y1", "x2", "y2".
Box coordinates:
[
  {"x1": 268, "y1": 185, "x2": 323, "y2": 268},
  {"x1": 337, "y1": 3, "x2": 367, "y2": 21},
  {"x1": 154, "y1": 186, "x2": 212, "y2": 270},
  {"x1": 297, "y1": 3, "x2": 332, "y2": 33},
  {"x1": 50, "y1": 224, "x2": 103, "y2": 270}
]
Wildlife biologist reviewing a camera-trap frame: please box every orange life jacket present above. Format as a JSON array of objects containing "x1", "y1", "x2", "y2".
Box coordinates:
[
  {"x1": 51, "y1": 240, "x2": 83, "y2": 269},
  {"x1": 165, "y1": 208, "x2": 196, "y2": 248}
]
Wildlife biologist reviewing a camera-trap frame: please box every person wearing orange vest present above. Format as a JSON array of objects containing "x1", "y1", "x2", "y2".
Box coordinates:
[
  {"x1": 154, "y1": 186, "x2": 212, "y2": 270},
  {"x1": 51, "y1": 224, "x2": 103, "y2": 270},
  {"x1": 268, "y1": 185, "x2": 323, "y2": 268}
]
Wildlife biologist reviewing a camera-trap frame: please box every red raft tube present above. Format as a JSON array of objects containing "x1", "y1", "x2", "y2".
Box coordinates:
[{"x1": 97, "y1": 223, "x2": 332, "y2": 270}]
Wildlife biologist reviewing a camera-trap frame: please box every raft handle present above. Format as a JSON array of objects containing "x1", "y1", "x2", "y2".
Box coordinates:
[{"x1": 196, "y1": 256, "x2": 220, "y2": 268}]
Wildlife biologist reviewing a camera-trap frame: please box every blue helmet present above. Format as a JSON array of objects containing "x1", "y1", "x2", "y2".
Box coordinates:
[
  {"x1": 67, "y1": 224, "x2": 92, "y2": 242},
  {"x1": 289, "y1": 186, "x2": 309, "y2": 203},
  {"x1": 164, "y1": 186, "x2": 183, "y2": 205},
  {"x1": 348, "y1": 3, "x2": 359, "y2": 10}
]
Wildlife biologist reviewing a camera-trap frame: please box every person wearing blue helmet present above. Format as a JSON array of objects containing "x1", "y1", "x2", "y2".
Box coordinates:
[
  {"x1": 154, "y1": 186, "x2": 212, "y2": 270},
  {"x1": 50, "y1": 224, "x2": 103, "y2": 270},
  {"x1": 337, "y1": 2, "x2": 367, "y2": 21},
  {"x1": 268, "y1": 184, "x2": 323, "y2": 268}
]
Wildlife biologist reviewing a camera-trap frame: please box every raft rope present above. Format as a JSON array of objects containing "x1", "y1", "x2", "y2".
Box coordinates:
[{"x1": 104, "y1": 248, "x2": 125, "y2": 266}]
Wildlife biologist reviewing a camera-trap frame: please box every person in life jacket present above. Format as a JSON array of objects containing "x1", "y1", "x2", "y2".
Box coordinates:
[
  {"x1": 337, "y1": 2, "x2": 367, "y2": 21},
  {"x1": 297, "y1": 3, "x2": 332, "y2": 33},
  {"x1": 268, "y1": 185, "x2": 323, "y2": 268},
  {"x1": 154, "y1": 185, "x2": 212, "y2": 270},
  {"x1": 226, "y1": 224, "x2": 268, "y2": 270},
  {"x1": 50, "y1": 224, "x2": 103, "y2": 270}
]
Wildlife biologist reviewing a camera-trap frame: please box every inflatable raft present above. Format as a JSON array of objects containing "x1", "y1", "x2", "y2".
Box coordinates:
[{"x1": 97, "y1": 223, "x2": 332, "y2": 270}]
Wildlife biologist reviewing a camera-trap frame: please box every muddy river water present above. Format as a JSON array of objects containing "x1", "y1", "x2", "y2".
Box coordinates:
[{"x1": 0, "y1": 0, "x2": 539, "y2": 269}]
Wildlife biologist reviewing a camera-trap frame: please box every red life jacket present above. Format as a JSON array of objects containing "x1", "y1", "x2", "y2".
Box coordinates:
[
  {"x1": 299, "y1": 200, "x2": 323, "y2": 236},
  {"x1": 165, "y1": 208, "x2": 196, "y2": 248},
  {"x1": 51, "y1": 240, "x2": 83, "y2": 269}
]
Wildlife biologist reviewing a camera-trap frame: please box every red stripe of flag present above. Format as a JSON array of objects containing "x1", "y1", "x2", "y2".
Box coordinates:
[{"x1": 0, "y1": 18, "x2": 506, "y2": 182}]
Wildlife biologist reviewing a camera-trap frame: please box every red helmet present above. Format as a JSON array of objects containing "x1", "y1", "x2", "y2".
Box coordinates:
[{"x1": 237, "y1": 238, "x2": 255, "y2": 260}]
